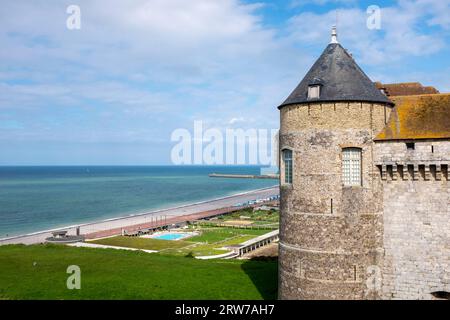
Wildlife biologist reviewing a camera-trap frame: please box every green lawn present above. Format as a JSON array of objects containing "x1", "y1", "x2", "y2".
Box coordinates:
[
  {"x1": 219, "y1": 209, "x2": 279, "y2": 222},
  {"x1": 89, "y1": 236, "x2": 190, "y2": 251},
  {"x1": 89, "y1": 228, "x2": 271, "y2": 257},
  {"x1": 0, "y1": 244, "x2": 278, "y2": 300},
  {"x1": 162, "y1": 234, "x2": 259, "y2": 257},
  {"x1": 186, "y1": 228, "x2": 268, "y2": 243},
  {"x1": 251, "y1": 210, "x2": 279, "y2": 222}
]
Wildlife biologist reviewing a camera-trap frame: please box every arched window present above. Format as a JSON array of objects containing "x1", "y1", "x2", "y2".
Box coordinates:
[
  {"x1": 342, "y1": 148, "x2": 361, "y2": 186},
  {"x1": 282, "y1": 149, "x2": 293, "y2": 184}
]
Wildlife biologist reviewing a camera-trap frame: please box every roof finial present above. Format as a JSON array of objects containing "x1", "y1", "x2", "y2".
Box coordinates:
[{"x1": 330, "y1": 25, "x2": 338, "y2": 44}]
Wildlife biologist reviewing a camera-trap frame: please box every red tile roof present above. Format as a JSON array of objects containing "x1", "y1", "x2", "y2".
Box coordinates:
[{"x1": 374, "y1": 82, "x2": 439, "y2": 97}]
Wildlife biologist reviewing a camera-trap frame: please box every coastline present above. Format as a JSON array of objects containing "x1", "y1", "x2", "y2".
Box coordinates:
[
  {"x1": 0, "y1": 185, "x2": 279, "y2": 245},
  {"x1": 0, "y1": 165, "x2": 277, "y2": 238}
]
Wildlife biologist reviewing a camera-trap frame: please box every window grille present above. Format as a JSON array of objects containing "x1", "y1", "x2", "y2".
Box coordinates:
[{"x1": 342, "y1": 148, "x2": 361, "y2": 186}]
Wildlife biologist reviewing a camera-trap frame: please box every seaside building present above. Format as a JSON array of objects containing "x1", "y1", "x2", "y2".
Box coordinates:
[{"x1": 277, "y1": 27, "x2": 450, "y2": 299}]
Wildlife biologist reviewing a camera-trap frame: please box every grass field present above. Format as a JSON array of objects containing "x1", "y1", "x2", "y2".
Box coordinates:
[
  {"x1": 185, "y1": 228, "x2": 268, "y2": 243},
  {"x1": 175, "y1": 235, "x2": 257, "y2": 256},
  {"x1": 0, "y1": 244, "x2": 278, "y2": 300},
  {"x1": 89, "y1": 236, "x2": 191, "y2": 251},
  {"x1": 219, "y1": 209, "x2": 279, "y2": 223},
  {"x1": 90, "y1": 227, "x2": 271, "y2": 257}
]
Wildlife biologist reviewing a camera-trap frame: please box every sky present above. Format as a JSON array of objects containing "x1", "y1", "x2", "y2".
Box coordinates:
[{"x1": 0, "y1": 0, "x2": 449, "y2": 165}]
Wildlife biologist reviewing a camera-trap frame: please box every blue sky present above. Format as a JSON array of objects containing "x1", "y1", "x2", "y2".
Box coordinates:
[{"x1": 1, "y1": 0, "x2": 449, "y2": 165}]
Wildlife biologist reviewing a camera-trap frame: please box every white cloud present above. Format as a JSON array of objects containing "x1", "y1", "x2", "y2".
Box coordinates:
[
  {"x1": 0, "y1": 0, "x2": 448, "y2": 160},
  {"x1": 287, "y1": 3, "x2": 445, "y2": 66},
  {"x1": 0, "y1": 0, "x2": 299, "y2": 152},
  {"x1": 289, "y1": 0, "x2": 356, "y2": 8},
  {"x1": 229, "y1": 117, "x2": 245, "y2": 125},
  {"x1": 401, "y1": 0, "x2": 450, "y2": 30}
]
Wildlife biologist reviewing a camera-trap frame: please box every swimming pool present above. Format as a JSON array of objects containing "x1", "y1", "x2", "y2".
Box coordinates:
[{"x1": 151, "y1": 233, "x2": 192, "y2": 241}]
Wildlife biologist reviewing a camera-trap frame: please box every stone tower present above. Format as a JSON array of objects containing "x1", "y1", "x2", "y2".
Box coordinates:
[{"x1": 278, "y1": 27, "x2": 394, "y2": 299}]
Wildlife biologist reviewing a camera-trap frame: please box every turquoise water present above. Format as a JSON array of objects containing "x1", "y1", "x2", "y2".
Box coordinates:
[
  {"x1": 0, "y1": 166, "x2": 277, "y2": 237},
  {"x1": 152, "y1": 233, "x2": 191, "y2": 241}
]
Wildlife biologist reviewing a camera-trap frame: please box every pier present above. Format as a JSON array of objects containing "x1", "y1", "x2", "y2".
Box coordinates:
[{"x1": 208, "y1": 173, "x2": 279, "y2": 179}]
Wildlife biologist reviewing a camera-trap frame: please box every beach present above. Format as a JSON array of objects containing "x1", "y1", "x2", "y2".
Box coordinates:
[
  {"x1": 0, "y1": 186, "x2": 279, "y2": 245},
  {"x1": 0, "y1": 165, "x2": 278, "y2": 237}
]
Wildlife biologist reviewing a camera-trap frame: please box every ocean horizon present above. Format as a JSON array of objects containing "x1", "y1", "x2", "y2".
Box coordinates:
[{"x1": 0, "y1": 165, "x2": 278, "y2": 237}]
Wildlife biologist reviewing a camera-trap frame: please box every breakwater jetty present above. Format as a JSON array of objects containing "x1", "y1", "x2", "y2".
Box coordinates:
[{"x1": 208, "y1": 173, "x2": 279, "y2": 179}]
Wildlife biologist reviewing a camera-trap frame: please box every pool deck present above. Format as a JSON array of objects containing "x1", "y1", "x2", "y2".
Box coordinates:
[
  {"x1": 0, "y1": 186, "x2": 279, "y2": 245},
  {"x1": 141, "y1": 231, "x2": 197, "y2": 241}
]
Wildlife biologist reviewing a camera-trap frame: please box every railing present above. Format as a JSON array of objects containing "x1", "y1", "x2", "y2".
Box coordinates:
[{"x1": 235, "y1": 230, "x2": 279, "y2": 257}]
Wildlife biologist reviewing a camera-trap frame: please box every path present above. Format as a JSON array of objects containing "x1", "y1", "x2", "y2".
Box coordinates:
[{"x1": 0, "y1": 186, "x2": 279, "y2": 245}]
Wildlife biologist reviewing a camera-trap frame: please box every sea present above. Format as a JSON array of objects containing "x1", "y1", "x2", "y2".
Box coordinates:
[{"x1": 0, "y1": 166, "x2": 278, "y2": 238}]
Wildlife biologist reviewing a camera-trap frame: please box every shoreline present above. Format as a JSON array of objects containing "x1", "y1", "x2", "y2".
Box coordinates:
[{"x1": 0, "y1": 185, "x2": 279, "y2": 245}]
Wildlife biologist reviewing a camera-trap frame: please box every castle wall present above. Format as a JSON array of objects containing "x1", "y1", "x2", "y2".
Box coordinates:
[
  {"x1": 279, "y1": 101, "x2": 392, "y2": 299},
  {"x1": 374, "y1": 140, "x2": 450, "y2": 299}
]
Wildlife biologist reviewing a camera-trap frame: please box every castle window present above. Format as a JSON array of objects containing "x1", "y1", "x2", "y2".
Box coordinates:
[
  {"x1": 282, "y1": 149, "x2": 293, "y2": 184},
  {"x1": 406, "y1": 142, "x2": 415, "y2": 150},
  {"x1": 342, "y1": 148, "x2": 361, "y2": 186},
  {"x1": 308, "y1": 85, "x2": 320, "y2": 99}
]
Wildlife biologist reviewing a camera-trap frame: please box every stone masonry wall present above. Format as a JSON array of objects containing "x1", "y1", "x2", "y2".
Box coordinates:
[
  {"x1": 374, "y1": 140, "x2": 450, "y2": 299},
  {"x1": 279, "y1": 101, "x2": 392, "y2": 299}
]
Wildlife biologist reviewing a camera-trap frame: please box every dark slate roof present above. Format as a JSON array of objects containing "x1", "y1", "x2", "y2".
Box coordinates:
[{"x1": 278, "y1": 43, "x2": 394, "y2": 109}]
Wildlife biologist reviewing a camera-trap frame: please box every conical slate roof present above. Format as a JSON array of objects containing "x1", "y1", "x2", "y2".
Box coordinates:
[{"x1": 279, "y1": 42, "x2": 393, "y2": 108}]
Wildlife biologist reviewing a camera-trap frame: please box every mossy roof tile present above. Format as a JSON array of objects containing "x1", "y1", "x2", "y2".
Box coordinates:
[{"x1": 375, "y1": 94, "x2": 450, "y2": 141}]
